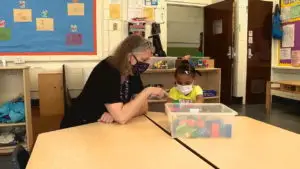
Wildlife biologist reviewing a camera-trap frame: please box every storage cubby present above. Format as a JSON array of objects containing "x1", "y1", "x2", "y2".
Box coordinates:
[
  {"x1": 0, "y1": 66, "x2": 32, "y2": 154},
  {"x1": 141, "y1": 68, "x2": 221, "y2": 106}
]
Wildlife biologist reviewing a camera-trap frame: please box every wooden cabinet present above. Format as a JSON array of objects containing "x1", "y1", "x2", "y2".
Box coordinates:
[
  {"x1": 0, "y1": 66, "x2": 32, "y2": 154},
  {"x1": 38, "y1": 73, "x2": 64, "y2": 116}
]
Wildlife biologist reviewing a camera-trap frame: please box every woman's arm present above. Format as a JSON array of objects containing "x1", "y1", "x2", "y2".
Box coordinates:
[
  {"x1": 139, "y1": 99, "x2": 148, "y2": 115},
  {"x1": 105, "y1": 87, "x2": 165, "y2": 124}
]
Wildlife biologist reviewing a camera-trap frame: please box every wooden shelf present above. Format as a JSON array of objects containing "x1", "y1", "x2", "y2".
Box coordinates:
[
  {"x1": 0, "y1": 67, "x2": 32, "y2": 154},
  {"x1": 0, "y1": 122, "x2": 26, "y2": 127},
  {"x1": 204, "y1": 96, "x2": 220, "y2": 100},
  {"x1": 272, "y1": 66, "x2": 300, "y2": 70},
  {"x1": 0, "y1": 143, "x2": 27, "y2": 154},
  {"x1": 0, "y1": 66, "x2": 29, "y2": 70}
]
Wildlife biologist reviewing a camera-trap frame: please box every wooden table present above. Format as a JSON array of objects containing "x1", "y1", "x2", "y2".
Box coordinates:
[
  {"x1": 266, "y1": 80, "x2": 300, "y2": 114},
  {"x1": 146, "y1": 112, "x2": 300, "y2": 169},
  {"x1": 26, "y1": 116, "x2": 213, "y2": 169}
]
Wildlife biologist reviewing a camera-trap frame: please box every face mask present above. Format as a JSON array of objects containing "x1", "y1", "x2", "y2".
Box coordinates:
[
  {"x1": 176, "y1": 84, "x2": 193, "y2": 95},
  {"x1": 132, "y1": 55, "x2": 150, "y2": 74}
]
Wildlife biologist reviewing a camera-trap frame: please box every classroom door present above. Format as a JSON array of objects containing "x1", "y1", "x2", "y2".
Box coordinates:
[
  {"x1": 204, "y1": 0, "x2": 234, "y2": 105},
  {"x1": 246, "y1": 0, "x2": 272, "y2": 104}
]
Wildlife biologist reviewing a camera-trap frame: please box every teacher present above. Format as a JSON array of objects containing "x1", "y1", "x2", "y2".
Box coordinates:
[{"x1": 61, "y1": 35, "x2": 166, "y2": 128}]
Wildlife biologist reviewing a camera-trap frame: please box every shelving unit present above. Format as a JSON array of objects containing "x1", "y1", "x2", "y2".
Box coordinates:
[
  {"x1": 142, "y1": 68, "x2": 221, "y2": 104},
  {"x1": 0, "y1": 66, "x2": 32, "y2": 154}
]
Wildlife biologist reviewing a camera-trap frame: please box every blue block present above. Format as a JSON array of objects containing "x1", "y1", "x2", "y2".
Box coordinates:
[{"x1": 224, "y1": 124, "x2": 232, "y2": 138}]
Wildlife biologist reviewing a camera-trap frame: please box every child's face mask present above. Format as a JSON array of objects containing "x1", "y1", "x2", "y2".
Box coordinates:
[{"x1": 176, "y1": 83, "x2": 193, "y2": 95}]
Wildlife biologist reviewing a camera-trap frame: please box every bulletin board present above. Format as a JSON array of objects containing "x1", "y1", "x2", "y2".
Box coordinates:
[
  {"x1": 279, "y1": 1, "x2": 300, "y2": 65},
  {"x1": 0, "y1": 0, "x2": 97, "y2": 55}
]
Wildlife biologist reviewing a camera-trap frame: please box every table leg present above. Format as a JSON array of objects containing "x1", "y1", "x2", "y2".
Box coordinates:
[{"x1": 265, "y1": 81, "x2": 271, "y2": 114}]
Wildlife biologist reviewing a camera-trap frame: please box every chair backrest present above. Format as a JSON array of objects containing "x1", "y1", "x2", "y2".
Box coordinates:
[
  {"x1": 62, "y1": 64, "x2": 72, "y2": 113},
  {"x1": 11, "y1": 145, "x2": 30, "y2": 169}
]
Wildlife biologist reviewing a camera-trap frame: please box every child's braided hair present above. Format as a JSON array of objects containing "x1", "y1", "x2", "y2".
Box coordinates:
[{"x1": 175, "y1": 60, "x2": 201, "y2": 78}]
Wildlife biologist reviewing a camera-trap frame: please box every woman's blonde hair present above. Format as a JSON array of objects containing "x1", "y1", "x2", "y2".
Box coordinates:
[{"x1": 106, "y1": 35, "x2": 152, "y2": 76}]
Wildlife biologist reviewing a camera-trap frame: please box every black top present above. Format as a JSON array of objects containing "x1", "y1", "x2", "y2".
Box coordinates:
[{"x1": 60, "y1": 59, "x2": 144, "y2": 128}]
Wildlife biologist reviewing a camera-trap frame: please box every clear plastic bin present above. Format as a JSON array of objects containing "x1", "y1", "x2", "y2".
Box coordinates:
[
  {"x1": 148, "y1": 57, "x2": 177, "y2": 69},
  {"x1": 165, "y1": 103, "x2": 238, "y2": 138}
]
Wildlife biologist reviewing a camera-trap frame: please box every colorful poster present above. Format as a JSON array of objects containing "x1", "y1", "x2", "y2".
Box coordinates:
[
  {"x1": 36, "y1": 18, "x2": 54, "y2": 31},
  {"x1": 13, "y1": 9, "x2": 32, "y2": 22},
  {"x1": 109, "y1": 4, "x2": 121, "y2": 19},
  {"x1": 68, "y1": 3, "x2": 85, "y2": 16},
  {"x1": 0, "y1": 28, "x2": 11, "y2": 41},
  {"x1": 143, "y1": 7, "x2": 154, "y2": 21}
]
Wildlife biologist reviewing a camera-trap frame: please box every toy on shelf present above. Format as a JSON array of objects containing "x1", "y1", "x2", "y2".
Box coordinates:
[
  {"x1": 203, "y1": 90, "x2": 217, "y2": 98},
  {"x1": 152, "y1": 60, "x2": 168, "y2": 69}
]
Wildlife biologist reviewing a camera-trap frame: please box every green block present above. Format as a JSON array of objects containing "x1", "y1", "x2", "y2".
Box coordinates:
[{"x1": 0, "y1": 28, "x2": 11, "y2": 41}]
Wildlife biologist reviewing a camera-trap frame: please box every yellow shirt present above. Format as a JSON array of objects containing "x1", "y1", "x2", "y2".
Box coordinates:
[{"x1": 169, "y1": 85, "x2": 203, "y2": 103}]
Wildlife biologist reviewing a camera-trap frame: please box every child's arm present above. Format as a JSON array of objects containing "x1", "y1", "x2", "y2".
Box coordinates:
[
  {"x1": 194, "y1": 85, "x2": 204, "y2": 103},
  {"x1": 196, "y1": 95, "x2": 204, "y2": 103},
  {"x1": 167, "y1": 97, "x2": 175, "y2": 103},
  {"x1": 167, "y1": 87, "x2": 177, "y2": 103}
]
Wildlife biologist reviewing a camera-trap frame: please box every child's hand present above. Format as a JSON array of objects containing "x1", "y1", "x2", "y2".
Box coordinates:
[{"x1": 98, "y1": 112, "x2": 114, "y2": 123}]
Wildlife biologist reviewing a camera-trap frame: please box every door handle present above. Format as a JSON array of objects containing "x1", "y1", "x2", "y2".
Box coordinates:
[{"x1": 227, "y1": 46, "x2": 232, "y2": 59}]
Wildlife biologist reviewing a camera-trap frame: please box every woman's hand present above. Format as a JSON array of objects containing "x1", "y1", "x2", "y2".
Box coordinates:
[
  {"x1": 98, "y1": 112, "x2": 114, "y2": 123},
  {"x1": 145, "y1": 87, "x2": 168, "y2": 99}
]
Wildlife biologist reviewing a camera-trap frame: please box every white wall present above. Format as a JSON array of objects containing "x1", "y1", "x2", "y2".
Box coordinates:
[
  {"x1": 232, "y1": 0, "x2": 248, "y2": 103},
  {"x1": 167, "y1": 5, "x2": 204, "y2": 48},
  {"x1": 1, "y1": 0, "x2": 167, "y2": 99}
]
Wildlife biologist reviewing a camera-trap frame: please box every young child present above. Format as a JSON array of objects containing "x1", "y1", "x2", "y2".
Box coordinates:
[{"x1": 168, "y1": 60, "x2": 204, "y2": 103}]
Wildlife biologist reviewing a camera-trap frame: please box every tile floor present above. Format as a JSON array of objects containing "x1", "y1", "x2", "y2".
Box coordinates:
[{"x1": 1, "y1": 103, "x2": 300, "y2": 169}]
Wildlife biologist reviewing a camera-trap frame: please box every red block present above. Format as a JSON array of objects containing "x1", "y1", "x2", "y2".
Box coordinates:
[{"x1": 211, "y1": 123, "x2": 220, "y2": 137}]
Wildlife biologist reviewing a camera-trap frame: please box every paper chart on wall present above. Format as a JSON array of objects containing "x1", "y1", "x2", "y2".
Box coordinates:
[
  {"x1": 128, "y1": 0, "x2": 143, "y2": 8},
  {"x1": 290, "y1": 5, "x2": 300, "y2": 19},
  {"x1": 109, "y1": 0, "x2": 121, "y2": 4},
  {"x1": 128, "y1": 8, "x2": 143, "y2": 20},
  {"x1": 282, "y1": 24, "x2": 295, "y2": 47},
  {"x1": 109, "y1": 4, "x2": 121, "y2": 19},
  {"x1": 143, "y1": 7, "x2": 154, "y2": 21},
  {"x1": 13, "y1": 9, "x2": 32, "y2": 22},
  {"x1": 155, "y1": 8, "x2": 164, "y2": 23},
  {"x1": 280, "y1": 48, "x2": 292, "y2": 60},
  {"x1": 281, "y1": 7, "x2": 290, "y2": 21}
]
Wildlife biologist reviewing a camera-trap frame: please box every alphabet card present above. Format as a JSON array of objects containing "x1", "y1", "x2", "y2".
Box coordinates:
[
  {"x1": 36, "y1": 10, "x2": 54, "y2": 31},
  {"x1": 68, "y1": 0, "x2": 85, "y2": 16},
  {"x1": 13, "y1": 9, "x2": 32, "y2": 22}
]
